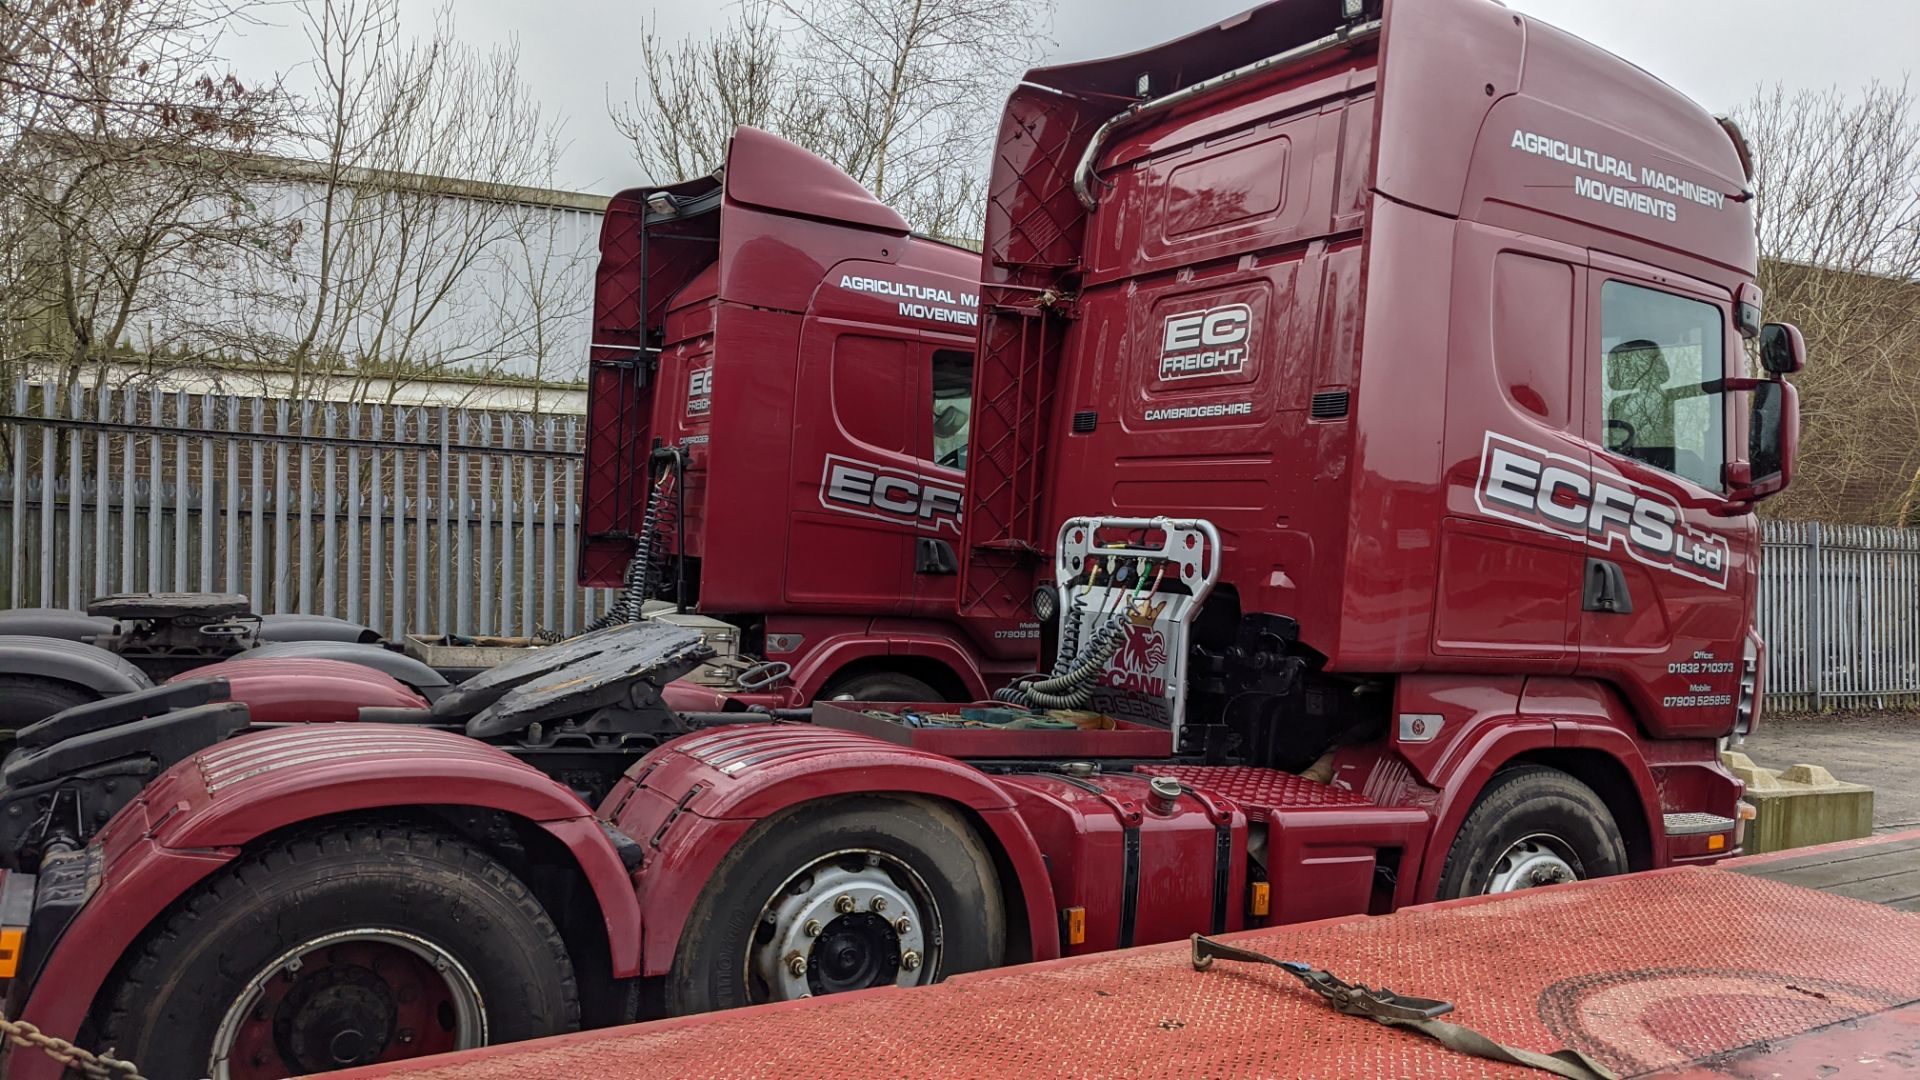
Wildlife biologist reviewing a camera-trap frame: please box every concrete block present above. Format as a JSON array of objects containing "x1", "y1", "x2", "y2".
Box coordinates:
[{"x1": 1722, "y1": 750, "x2": 1874, "y2": 855}]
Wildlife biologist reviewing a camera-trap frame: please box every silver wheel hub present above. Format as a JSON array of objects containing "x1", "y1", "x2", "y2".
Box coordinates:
[
  {"x1": 752, "y1": 856, "x2": 934, "y2": 1001},
  {"x1": 1485, "y1": 835, "x2": 1580, "y2": 893}
]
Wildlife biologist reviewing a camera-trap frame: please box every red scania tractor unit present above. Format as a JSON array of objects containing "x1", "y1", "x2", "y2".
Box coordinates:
[
  {"x1": 0, "y1": 2, "x2": 1804, "y2": 1077},
  {"x1": 578, "y1": 127, "x2": 1038, "y2": 710}
]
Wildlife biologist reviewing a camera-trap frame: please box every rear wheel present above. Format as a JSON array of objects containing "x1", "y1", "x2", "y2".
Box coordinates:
[
  {"x1": 0, "y1": 675, "x2": 94, "y2": 739},
  {"x1": 665, "y1": 796, "x2": 1004, "y2": 1014},
  {"x1": 822, "y1": 671, "x2": 943, "y2": 703},
  {"x1": 98, "y1": 822, "x2": 579, "y2": 1079},
  {"x1": 1436, "y1": 765, "x2": 1629, "y2": 899}
]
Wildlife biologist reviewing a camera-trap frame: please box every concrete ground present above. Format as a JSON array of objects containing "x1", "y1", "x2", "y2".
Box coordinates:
[{"x1": 1742, "y1": 709, "x2": 1920, "y2": 833}]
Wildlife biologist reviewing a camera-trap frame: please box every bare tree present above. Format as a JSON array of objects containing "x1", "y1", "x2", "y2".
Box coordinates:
[
  {"x1": 0, "y1": 0, "x2": 296, "y2": 398},
  {"x1": 614, "y1": 0, "x2": 1055, "y2": 241},
  {"x1": 1736, "y1": 81, "x2": 1920, "y2": 525},
  {"x1": 225, "y1": 0, "x2": 577, "y2": 404}
]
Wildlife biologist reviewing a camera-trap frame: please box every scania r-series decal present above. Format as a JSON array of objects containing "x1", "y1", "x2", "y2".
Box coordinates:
[
  {"x1": 819, "y1": 454, "x2": 962, "y2": 534},
  {"x1": 1474, "y1": 432, "x2": 1729, "y2": 589}
]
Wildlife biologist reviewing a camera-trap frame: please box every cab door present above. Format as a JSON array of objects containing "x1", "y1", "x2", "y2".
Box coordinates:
[
  {"x1": 784, "y1": 320, "x2": 920, "y2": 611},
  {"x1": 1574, "y1": 255, "x2": 1751, "y2": 736},
  {"x1": 1431, "y1": 225, "x2": 1587, "y2": 669}
]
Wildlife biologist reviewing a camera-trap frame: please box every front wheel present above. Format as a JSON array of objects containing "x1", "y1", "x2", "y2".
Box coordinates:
[
  {"x1": 98, "y1": 823, "x2": 579, "y2": 1079},
  {"x1": 1436, "y1": 765, "x2": 1629, "y2": 898},
  {"x1": 666, "y1": 795, "x2": 1004, "y2": 1014}
]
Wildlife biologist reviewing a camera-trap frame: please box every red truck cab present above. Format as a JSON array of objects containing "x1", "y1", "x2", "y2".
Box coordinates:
[
  {"x1": 0, "y1": 4, "x2": 1807, "y2": 1078},
  {"x1": 580, "y1": 128, "x2": 1037, "y2": 709}
]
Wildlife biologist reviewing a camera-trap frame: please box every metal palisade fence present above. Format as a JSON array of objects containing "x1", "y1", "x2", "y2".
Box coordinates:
[
  {"x1": 4, "y1": 380, "x2": 1920, "y2": 712},
  {"x1": 1758, "y1": 520, "x2": 1920, "y2": 712},
  {"x1": 0, "y1": 380, "x2": 615, "y2": 640}
]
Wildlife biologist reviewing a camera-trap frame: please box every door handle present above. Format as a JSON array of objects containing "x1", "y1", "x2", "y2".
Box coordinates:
[
  {"x1": 916, "y1": 537, "x2": 959, "y2": 575},
  {"x1": 1582, "y1": 557, "x2": 1633, "y2": 614}
]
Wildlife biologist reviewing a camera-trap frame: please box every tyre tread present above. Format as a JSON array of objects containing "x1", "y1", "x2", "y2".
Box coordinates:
[{"x1": 97, "y1": 820, "x2": 579, "y2": 1069}]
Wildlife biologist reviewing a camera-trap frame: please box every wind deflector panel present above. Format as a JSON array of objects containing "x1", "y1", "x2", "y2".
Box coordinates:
[{"x1": 580, "y1": 181, "x2": 720, "y2": 588}]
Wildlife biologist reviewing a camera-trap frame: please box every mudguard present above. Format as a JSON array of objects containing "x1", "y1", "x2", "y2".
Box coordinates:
[
  {"x1": 242, "y1": 639, "x2": 449, "y2": 700},
  {"x1": 15, "y1": 725, "x2": 641, "y2": 1063},
  {"x1": 0, "y1": 607, "x2": 115, "y2": 643},
  {"x1": 1392, "y1": 675, "x2": 1665, "y2": 901},
  {"x1": 256, "y1": 612, "x2": 385, "y2": 644},
  {"x1": 168, "y1": 657, "x2": 428, "y2": 721},
  {"x1": 0, "y1": 636, "x2": 150, "y2": 697},
  {"x1": 603, "y1": 725, "x2": 1059, "y2": 976}
]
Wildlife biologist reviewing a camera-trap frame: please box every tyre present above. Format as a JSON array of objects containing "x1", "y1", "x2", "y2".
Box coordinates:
[
  {"x1": 99, "y1": 822, "x2": 579, "y2": 1079},
  {"x1": 666, "y1": 795, "x2": 1004, "y2": 1015},
  {"x1": 1436, "y1": 765, "x2": 1629, "y2": 899},
  {"x1": 822, "y1": 671, "x2": 943, "y2": 702},
  {"x1": 0, "y1": 675, "x2": 94, "y2": 736}
]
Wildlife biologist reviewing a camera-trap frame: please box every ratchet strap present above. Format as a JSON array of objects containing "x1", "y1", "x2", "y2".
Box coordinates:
[{"x1": 1190, "y1": 934, "x2": 1619, "y2": 1080}]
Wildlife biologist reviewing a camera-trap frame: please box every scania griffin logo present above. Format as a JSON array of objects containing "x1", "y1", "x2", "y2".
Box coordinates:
[
  {"x1": 1158, "y1": 303, "x2": 1251, "y2": 381},
  {"x1": 820, "y1": 455, "x2": 962, "y2": 534},
  {"x1": 1475, "y1": 432, "x2": 1729, "y2": 589}
]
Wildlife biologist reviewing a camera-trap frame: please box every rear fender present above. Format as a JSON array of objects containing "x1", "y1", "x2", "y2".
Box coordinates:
[
  {"x1": 0, "y1": 636, "x2": 149, "y2": 697},
  {"x1": 167, "y1": 657, "x2": 428, "y2": 721},
  {"x1": 15, "y1": 726, "x2": 641, "y2": 1057},
  {"x1": 604, "y1": 726, "x2": 1058, "y2": 975}
]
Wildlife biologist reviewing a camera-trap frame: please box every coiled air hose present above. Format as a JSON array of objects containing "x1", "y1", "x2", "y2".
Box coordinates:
[
  {"x1": 998, "y1": 561, "x2": 1159, "y2": 711},
  {"x1": 580, "y1": 471, "x2": 673, "y2": 634}
]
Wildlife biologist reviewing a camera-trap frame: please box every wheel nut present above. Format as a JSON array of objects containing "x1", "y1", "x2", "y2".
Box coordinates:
[
  {"x1": 894, "y1": 916, "x2": 912, "y2": 935},
  {"x1": 869, "y1": 896, "x2": 887, "y2": 912},
  {"x1": 804, "y1": 919, "x2": 822, "y2": 937},
  {"x1": 835, "y1": 894, "x2": 856, "y2": 914},
  {"x1": 901, "y1": 950, "x2": 922, "y2": 971},
  {"x1": 785, "y1": 951, "x2": 807, "y2": 977}
]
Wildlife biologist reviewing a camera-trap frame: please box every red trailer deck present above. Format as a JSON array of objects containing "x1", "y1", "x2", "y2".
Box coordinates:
[{"x1": 333, "y1": 832, "x2": 1920, "y2": 1079}]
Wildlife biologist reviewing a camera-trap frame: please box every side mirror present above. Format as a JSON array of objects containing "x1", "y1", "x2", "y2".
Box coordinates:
[
  {"x1": 1736, "y1": 378, "x2": 1797, "y2": 503},
  {"x1": 1759, "y1": 322, "x2": 1805, "y2": 375}
]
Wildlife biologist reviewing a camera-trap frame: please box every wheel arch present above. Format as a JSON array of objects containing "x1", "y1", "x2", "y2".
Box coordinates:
[
  {"x1": 620, "y1": 733, "x2": 1059, "y2": 977},
  {"x1": 0, "y1": 636, "x2": 149, "y2": 698},
  {"x1": 19, "y1": 747, "x2": 643, "y2": 1069},
  {"x1": 1410, "y1": 721, "x2": 1660, "y2": 901},
  {"x1": 819, "y1": 655, "x2": 971, "y2": 702}
]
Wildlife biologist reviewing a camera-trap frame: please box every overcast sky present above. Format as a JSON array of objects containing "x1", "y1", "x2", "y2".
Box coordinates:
[{"x1": 229, "y1": 0, "x2": 1918, "y2": 195}]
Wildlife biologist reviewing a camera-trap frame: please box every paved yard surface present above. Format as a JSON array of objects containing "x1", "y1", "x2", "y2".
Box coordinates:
[{"x1": 1743, "y1": 709, "x2": 1920, "y2": 832}]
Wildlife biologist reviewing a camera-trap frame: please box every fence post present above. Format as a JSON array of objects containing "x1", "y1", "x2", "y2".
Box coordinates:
[{"x1": 1808, "y1": 520, "x2": 1824, "y2": 711}]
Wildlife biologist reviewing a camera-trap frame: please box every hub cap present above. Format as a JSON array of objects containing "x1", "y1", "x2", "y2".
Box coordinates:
[
  {"x1": 210, "y1": 929, "x2": 486, "y2": 1079},
  {"x1": 1484, "y1": 834, "x2": 1582, "y2": 893},
  {"x1": 750, "y1": 851, "x2": 937, "y2": 1003}
]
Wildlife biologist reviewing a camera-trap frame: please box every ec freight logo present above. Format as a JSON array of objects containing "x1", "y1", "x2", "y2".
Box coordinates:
[
  {"x1": 1157, "y1": 304, "x2": 1251, "y2": 381},
  {"x1": 686, "y1": 367, "x2": 712, "y2": 417},
  {"x1": 1475, "y1": 432, "x2": 1729, "y2": 589},
  {"x1": 820, "y1": 455, "x2": 962, "y2": 534}
]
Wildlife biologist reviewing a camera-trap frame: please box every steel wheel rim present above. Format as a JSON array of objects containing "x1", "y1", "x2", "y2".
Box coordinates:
[
  {"x1": 209, "y1": 928, "x2": 487, "y2": 1079},
  {"x1": 1484, "y1": 833, "x2": 1582, "y2": 893},
  {"x1": 747, "y1": 847, "x2": 940, "y2": 1003}
]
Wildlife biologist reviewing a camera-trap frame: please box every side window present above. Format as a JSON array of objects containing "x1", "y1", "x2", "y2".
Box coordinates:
[
  {"x1": 930, "y1": 348, "x2": 972, "y2": 471},
  {"x1": 832, "y1": 334, "x2": 913, "y2": 454},
  {"x1": 1598, "y1": 282, "x2": 1726, "y2": 492}
]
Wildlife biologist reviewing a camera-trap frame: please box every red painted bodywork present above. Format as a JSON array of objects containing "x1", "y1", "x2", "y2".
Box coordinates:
[
  {"x1": 606, "y1": 0, "x2": 1789, "y2": 1001},
  {"x1": 167, "y1": 658, "x2": 428, "y2": 721},
  {"x1": 580, "y1": 127, "x2": 1036, "y2": 706},
  {"x1": 14, "y1": 726, "x2": 641, "y2": 1073},
  {"x1": 17, "y1": 3, "x2": 1802, "y2": 1065}
]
